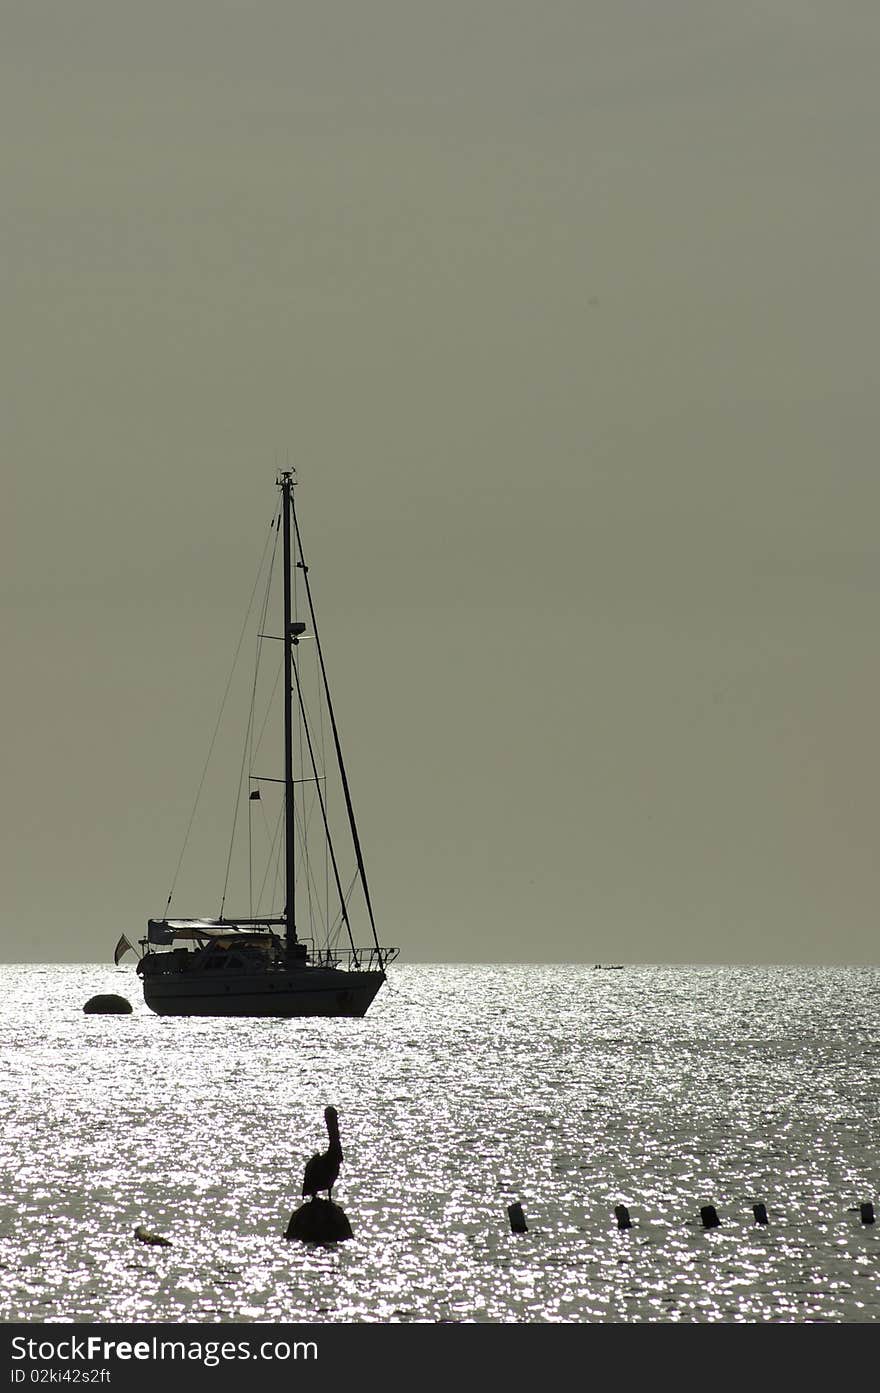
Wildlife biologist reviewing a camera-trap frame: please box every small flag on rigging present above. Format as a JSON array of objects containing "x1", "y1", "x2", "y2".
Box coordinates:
[
  {"x1": 113, "y1": 934, "x2": 136, "y2": 966},
  {"x1": 249, "y1": 789, "x2": 261, "y2": 800}
]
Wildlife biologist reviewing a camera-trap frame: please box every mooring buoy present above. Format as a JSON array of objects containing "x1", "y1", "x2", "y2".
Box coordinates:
[
  {"x1": 84, "y1": 994, "x2": 132, "y2": 1014},
  {"x1": 614, "y1": 1204, "x2": 632, "y2": 1230},
  {"x1": 700, "y1": 1205, "x2": 721, "y2": 1228},
  {"x1": 753, "y1": 1203, "x2": 768, "y2": 1225},
  {"x1": 507, "y1": 1202, "x2": 528, "y2": 1234}
]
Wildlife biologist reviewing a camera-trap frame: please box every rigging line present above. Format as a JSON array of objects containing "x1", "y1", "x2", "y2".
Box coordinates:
[
  {"x1": 291, "y1": 649, "x2": 358, "y2": 954},
  {"x1": 220, "y1": 511, "x2": 281, "y2": 919},
  {"x1": 257, "y1": 791, "x2": 285, "y2": 918},
  {"x1": 293, "y1": 645, "x2": 330, "y2": 925},
  {"x1": 218, "y1": 674, "x2": 256, "y2": 919},
  {"x1": 291, "y1": 497, "x2": 382, "y2": 954},
  {"x1": 316, "y1": 638, "x2": 330, "y2": 934},
  {"x1": 302, "y1": 786, "x2": 319, "y2": 940},
  {"x1": 325, "y1": 861, "x2": 360, "y2": 945},
  {"x1": 255, "y1": 800, "x2": 284, "y2": 918},
  {"x1": 256, "y1": 799, "x2": 283, "y2": 918},
  {"x1": 250, "y1": 524, "x2": 281, "y2": 906},
  {"x1": 249, "y1": 514, "x2": 281, "y2": 914},
  {"x1": 270, "y1": 814, "x2": 285, "y2": 917},
  {"x1": 251, "y1": 650, "x2": 283, "y2": 764},
  {"x1": 325, "y1": 871, "x2": 359, "y2": 951},
  {"x1": 324, "y1": 870, "x2": 356, "y2": 936},
  {"x1": 292, "y1": 663, "x2": 327, "y2": 924},
  {"x1": 250, "y1": 521, "x2": 282, "y2": 765},
  {"x1": 293, "y1": 636, "x2": 315, "y2": 942},
  {"x1": 162, "y1": 505, "x2": 280, "y2": 919},
  {"x1": 291, "y1": 673, "x2": 343, "y2": 950},
  {"x1": 291, "y1": 772, "x2": 315, "y2": 889},
  {"x1": 291, "y1": 786, "x2": 330, "y2": 945}
]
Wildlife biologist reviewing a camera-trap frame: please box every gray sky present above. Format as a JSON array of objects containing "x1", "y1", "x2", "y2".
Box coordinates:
[{"x1": 3, "y1": 1, "x2": 880, "y2": 963}]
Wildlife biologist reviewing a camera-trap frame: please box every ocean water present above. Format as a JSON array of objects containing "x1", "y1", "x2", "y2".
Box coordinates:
[{"x1": 0, "y1": 962, "x2": 878, "y2": 1324}]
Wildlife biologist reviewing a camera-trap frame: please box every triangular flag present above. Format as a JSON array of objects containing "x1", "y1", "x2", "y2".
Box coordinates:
[
  {"x1": 249, "y1": 789, "x2": 261, "y2": 800},
  {"x1": 114, "y1": 934, "x2": 135, "y2": 965}
]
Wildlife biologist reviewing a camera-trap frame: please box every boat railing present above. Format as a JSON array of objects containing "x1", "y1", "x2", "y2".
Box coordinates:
[
  {"x1": 136, "y1": 933, "x2": 399, "y2": 975},
  {"x1": 308, "y1": 946, "x2": 400, "y2": 971}
]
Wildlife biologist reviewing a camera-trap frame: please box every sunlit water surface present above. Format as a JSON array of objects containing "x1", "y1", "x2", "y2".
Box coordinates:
[{"x1": 0, "y1": 963, "x2": 878, "y2": 1323}]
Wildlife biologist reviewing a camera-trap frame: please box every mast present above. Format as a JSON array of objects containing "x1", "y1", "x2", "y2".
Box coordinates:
[{"x1": 280, "y1": 471, "x2": 297, "y2": 947}]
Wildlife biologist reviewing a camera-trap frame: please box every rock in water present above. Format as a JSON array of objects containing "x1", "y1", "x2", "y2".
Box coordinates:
[
  {"x1": 84, "y1": 994, "x2": 132, "y2": 1014},
  {"x1": 285, "y1": 1198, "x2": 353, "y2": 1243},
  {"x1": 134, "y1": 1225, "x2": 171, "y2": 1247}
]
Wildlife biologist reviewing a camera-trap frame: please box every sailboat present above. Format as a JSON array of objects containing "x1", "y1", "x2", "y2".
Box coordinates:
[{"x1": 133, "y1": 471, "x2": 398, "y2": 1017}]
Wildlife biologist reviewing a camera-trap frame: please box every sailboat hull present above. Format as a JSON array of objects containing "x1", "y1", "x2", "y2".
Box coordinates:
[{"x1": 141, "y1": 967, "x2": 386, "y2": 1018}]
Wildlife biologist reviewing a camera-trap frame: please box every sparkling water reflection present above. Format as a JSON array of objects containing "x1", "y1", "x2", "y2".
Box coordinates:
[{"x1": 0, "y1": 963, "x2": 878, "y2": 1322}]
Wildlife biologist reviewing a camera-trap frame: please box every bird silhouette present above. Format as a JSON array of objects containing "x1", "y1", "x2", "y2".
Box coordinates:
[{"x1": 302, "y1": 1106, "x2": 343, "y2": 1202}]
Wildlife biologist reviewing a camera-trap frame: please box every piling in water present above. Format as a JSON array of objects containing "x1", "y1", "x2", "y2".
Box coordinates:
[
  {"x1": 614, "y1": 1205, "x2": 632, "y2": 1230},
  {"x1": 700, "y1": 1205, "x2": 721, "y2": 1229},
  {"x1": 507, "y1": 1203, "x2": 528, "y2": 1234},
  {"x1": 753, "y1": 1203, "x2": 768, "y2": 1225},
  {"x1": 860, "y1": 1202, "x2": 875, "y2": 1225}
]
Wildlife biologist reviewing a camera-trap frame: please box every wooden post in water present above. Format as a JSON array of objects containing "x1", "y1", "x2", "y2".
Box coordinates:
[
  {"x1": 753, "y1": 1203, "x2": 768, "y2": 1225},
  {"x1": 700, "y1": 1205, "x2": 721, "y2": 1228},
  {"x1": 507, "y1": 1203, "x2": 528, "y2": 1233},
  {"x1": 614, "y1": 1205, "x2": 632, "y2": 1230}
]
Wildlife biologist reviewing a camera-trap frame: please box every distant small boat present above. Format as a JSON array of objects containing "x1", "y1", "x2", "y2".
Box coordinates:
[
  {"x1": 131, "y1": 472, "x2": 398, "y2": 1018},
  {"x1": 592, "y1": 964, "x2": 624, "y2": 970}
]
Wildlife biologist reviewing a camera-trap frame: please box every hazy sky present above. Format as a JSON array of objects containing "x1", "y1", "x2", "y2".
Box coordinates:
[{"x1": 3, "y1": 2, "x2": 880, "y2": 963}]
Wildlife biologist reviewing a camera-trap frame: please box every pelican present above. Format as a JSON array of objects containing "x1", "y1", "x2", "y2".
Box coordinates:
[{"x1": 302, "y1": 1106, "x2": 343, "y2": 1202}]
